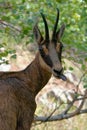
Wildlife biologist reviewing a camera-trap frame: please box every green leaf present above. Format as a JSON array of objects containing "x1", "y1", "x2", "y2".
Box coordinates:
[
  {"x1": 83, "y1": 84, "x2": 87, "y2": 88},
  {"x1": 11, "y1": 54, "x2": 17, "y2": 59},
  {"x1": 69, "y1": 67, "x2": 74, "y2": 71},
  {"x1": 81, "y1": 64, "x2": 86, "y2": 71}
]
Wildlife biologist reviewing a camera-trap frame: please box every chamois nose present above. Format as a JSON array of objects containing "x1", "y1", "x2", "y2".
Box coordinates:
[
  {"x1": 52, "y1": 67, "x2": 67, "y2": 81},
  {"x1": 53, "y1": 68, "x2": 63, "y2": 75}
]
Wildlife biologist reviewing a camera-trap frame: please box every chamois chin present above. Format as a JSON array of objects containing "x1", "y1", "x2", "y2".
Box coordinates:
[{"x1": 0, "y1": 9, "x2": 66, "y2": 130}]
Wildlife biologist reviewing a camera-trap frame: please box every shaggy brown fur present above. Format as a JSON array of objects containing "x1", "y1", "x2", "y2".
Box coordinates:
[{"x1": 0, "y1": 53, "x2": 51, "y2": 130}]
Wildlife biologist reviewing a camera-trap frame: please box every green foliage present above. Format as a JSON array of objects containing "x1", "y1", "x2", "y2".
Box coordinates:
[
  {"x1": 0, "y1": 0, "x2": 87, "y2": 71},
  {"x1": 83, "y1": 73, "x2": 87, "y2": 88}
]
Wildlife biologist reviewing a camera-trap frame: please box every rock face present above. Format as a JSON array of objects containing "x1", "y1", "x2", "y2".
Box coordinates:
[
  {"x1": 0, "y1": 64, "x2": 11, "y2": 71},
  {"x1": 36, "y1": 71, "x2": 83, "y2": 108}
]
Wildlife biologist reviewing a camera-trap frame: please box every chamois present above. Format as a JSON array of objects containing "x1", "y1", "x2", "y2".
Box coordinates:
[{"x1": 0, "y1": 9, "x2": 66, "y2": 130}]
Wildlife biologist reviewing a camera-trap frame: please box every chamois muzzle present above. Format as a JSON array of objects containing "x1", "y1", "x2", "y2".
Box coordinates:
[{"x1": 53, "y1": 69, "x2": 67, "y2": 81}]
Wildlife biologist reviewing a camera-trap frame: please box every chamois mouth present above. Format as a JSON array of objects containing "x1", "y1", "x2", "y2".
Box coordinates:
[{"x1": 53, "y1": 69, "x2": 67, "y2": 81}]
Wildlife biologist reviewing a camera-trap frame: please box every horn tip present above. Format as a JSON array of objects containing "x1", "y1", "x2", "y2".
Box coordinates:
[
  {"x1": 56, "y1": 8, "x2": 59, "y2": 13},
  {"x1": 40, "y1": 12, "x2": 44, "y2": 17}
]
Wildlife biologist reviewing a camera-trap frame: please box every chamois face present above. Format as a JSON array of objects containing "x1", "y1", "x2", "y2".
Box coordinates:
[{"x1": 33, "y1": 9, "x2": 66, "y2": 81}]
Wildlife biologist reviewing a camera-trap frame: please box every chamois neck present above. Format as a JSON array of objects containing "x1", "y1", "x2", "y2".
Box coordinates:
[{"x1": 24, "y1": 52, "x2": 51, "y2": 96}]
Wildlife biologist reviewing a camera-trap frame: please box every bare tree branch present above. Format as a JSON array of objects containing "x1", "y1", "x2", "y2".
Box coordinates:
[
  {"x1": 0, "y1": 20, "x2": 21, "y2": 32},
  {"x1": 34, "y1": 72, "x2": 87, "y2": 123},
  {"x1": 76, "y1": 72, "x2": 87, "y2": 92},
  {"x1": 34, "y1": 108, "x2": 87, "y2": 122},
  {"x1": 0, "y1": 2, "x2": 22, "y2": 9}
]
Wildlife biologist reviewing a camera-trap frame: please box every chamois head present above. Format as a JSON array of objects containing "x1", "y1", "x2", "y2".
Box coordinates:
[{"x1": 33, "y1": 9, "x2": 66, "y2": 81}]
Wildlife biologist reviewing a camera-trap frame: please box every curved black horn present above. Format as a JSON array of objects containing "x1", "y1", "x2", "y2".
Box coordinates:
[
  {"x1": 52, "y1": 8, "x2": 59, "y2": 39},
  {"x1": 41, "y1": 13, "x2": 49, "y2": 41}
]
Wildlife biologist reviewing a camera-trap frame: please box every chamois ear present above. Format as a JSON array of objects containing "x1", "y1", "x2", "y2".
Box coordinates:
[
  {"x1": 56, "y1": 24, "x2": 65, "y2": 40},
  {"x1": 33, "y1": 24, "x2": 43, "y2": 45}
]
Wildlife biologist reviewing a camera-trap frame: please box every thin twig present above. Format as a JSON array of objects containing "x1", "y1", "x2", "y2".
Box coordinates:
[
  {"x1": 34, "y1": 71, "x2": 87, "y2": 123},
  {"x1": 76, "y1": 72, "x2": 87, "y2": 92},
  {"x1": 0, "y1": 20, "x2": 21, "y2": 32}
]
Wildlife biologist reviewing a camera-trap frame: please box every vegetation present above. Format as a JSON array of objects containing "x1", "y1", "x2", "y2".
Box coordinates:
[{"x1": 0, "y1": 0, "x2": 87, "y2": 68}]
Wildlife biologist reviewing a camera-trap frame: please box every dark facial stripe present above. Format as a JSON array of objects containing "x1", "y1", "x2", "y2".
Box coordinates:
[{"x1": 39, "y1": 47, "x2": 53, "y2": 67}]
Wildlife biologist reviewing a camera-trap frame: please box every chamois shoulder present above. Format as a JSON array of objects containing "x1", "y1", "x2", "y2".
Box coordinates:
[{"x1": 0, "y1": 71, "x2": 25, "y2": 80}]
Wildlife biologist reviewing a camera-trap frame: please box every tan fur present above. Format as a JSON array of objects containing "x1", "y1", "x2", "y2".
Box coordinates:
[
  {"x1": 43, "y1": 45, "x2": 48, "y2": 55},
  {"x1": 0, "y1": 52, "x2": 51, "y2": 130},
  {"x1": 56, "y1": 43, "x2": 61, "y2": 52}
]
